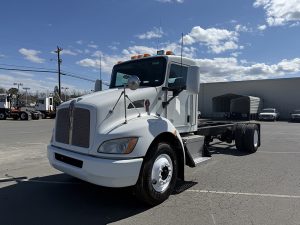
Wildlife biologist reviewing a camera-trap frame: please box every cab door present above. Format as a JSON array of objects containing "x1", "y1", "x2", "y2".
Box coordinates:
[{"x1": 166, "y1": 63, "x2": 196, "y2": 133}]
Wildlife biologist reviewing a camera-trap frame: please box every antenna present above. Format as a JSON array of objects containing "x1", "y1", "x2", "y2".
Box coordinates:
[
  {"x1": 181, "y1": 32, "x2": 184, "y2": 76},
  {"x1": 99, "y1": 54, "x2": 102, "y2": 91},
  {"x1": 157, "y1": 19, "x2": 162, "y2": 51}
]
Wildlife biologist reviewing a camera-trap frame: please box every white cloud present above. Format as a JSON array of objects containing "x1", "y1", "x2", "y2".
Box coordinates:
[
  {"x1": 254, "y1": 0, "x2": 300, "y2": 26},
  {"x1": 10, "y1": 71, "x2": 34, "y2": 77},
  {"x1": 109, "y1": 45, "x2": 118, "y2": 51},
  {"x1": 0, "y1": 53, "x2": 5, "y2": 58},
  {"x1": 61, "y1": 49, "x2": 78, "y2": 56},
  {"x1": 235, "y1": 24, "x2": 249, "y2": 32},
  {"x1": 19, "y1": 48, "x2": 45, "y2": 63},
  {"x1": 92, "y1": 50, "x2": 103, "y2": 58},
  {"x1": 76, "y1": 40, "x2": 83, "y2": 45},
  {"x1": 195, "y1": 57, "x2": 300, "y2": 82},
  {"x1": 257, "y1": 24, "x2": 267, "y2": 30},
  {"x1": 88, "y1": 44, "x2": 98, "y2": 49},
  {"x1": 0, "y1": 72, "x2": 80, "y2": 93},
  {"x1": 136, "y1": 27, "x2": 164, "y2": 40},
  {"x1": 182, "y1": 26, "x2": 239, "y2": 54},
  {"x1": 156, "y1": 0, "x2": 184, "y2": 3}
]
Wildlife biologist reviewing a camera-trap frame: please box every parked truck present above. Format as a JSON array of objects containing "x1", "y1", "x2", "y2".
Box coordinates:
[
  {"x1": 0, "y1": 94, "x2": 41, "y2": 120},
  {"x1": 47, "y1": 51, "x2": 261, "y2": 205},
  {"x1": 35, "y1": 97, "x2": 56, "y2": 119}
]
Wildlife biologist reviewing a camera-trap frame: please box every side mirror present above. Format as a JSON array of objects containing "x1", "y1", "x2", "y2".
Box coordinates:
[
  {"x1": 186, "y1": 66, "x2": 201, "y2": 94},
  {"x1": 127, "y1": 75, "x2": 140, "y2": 90}
]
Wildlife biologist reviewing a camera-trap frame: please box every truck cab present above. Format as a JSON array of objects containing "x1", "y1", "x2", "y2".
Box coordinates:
[
  {"x1": 35, "y1": 97, "x2": 55, "y2": 118},
  {"x1": 0, "y1": 94, "x2": 10, "y2": 120},
  {"x1": 48, "y1": 51, "x2": 260, "y2": 205}
]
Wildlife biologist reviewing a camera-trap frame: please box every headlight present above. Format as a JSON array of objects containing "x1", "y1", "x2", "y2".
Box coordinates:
[{"x1": 98, "y1": 137, "x2": 138, "y2": 154}]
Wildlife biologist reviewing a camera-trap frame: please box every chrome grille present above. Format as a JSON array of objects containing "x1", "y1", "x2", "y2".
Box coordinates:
[
  {"x1": 72, "y1": 108, "x2": 90, "y2": 148},
  {"x1": 55, "y1": 106, "x2": 90, "y2": 148},
  {"x1": 55, "y1": 108, "x2": 70, "y2": 144}
]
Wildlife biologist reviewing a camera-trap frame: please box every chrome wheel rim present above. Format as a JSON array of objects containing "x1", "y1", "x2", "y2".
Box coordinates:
[
  {"x1": 253, "y1": 130, "x2": 258, "y2": 147},
  {"x1": 151, "y1": 154, "x2": 173, "y2": 193},
  {"x1": 21, "y1": 113, "x2": 26, "y2": 120}
]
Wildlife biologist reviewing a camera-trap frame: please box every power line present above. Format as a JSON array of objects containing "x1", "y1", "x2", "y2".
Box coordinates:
[
  {"x1": 0, "y1": 63, "x2": 55, "y2": 71},
  {"x1": 61, "y1": 72, "x2": 96, "y2": 82},
  {"x1": 0, "y1": 67, "x2": 56, "y2": 73}
]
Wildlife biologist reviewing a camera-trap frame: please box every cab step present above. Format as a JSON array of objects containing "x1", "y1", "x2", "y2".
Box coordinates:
[{"x1": 182, "y1": 134, "x2": 211, "y2": 167}]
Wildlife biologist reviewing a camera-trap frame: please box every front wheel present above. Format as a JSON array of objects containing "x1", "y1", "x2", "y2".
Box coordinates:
[
  {"x1": 20, "y1": 112, "x2": 28, "y2": 120},
  {"x1": 0, "y1": 112, "x2": 6, "y2": 120},
  {"x1": 135, "y1": 142, "x2": 178, "y2": 205}
]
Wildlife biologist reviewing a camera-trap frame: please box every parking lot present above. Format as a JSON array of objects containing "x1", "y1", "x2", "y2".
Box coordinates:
[{"x1": 0, "y1": 120, "x2": 300, "y2": 225}]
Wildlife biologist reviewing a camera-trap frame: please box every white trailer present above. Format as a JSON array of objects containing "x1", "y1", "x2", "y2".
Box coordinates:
[
  {"x1": 47, "y1": 51, "x2": 261, "y2": 205},
  {"x1": 35, "y1": 97, "x2": 56, "y2": 119}
]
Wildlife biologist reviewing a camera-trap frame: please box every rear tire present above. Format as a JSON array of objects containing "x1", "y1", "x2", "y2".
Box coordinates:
[
  {"x1": 135, "y1": 142, "x2": 178, "y2": 206},
  {"x1": 244, "y1": 124, "x2": 259, "y2": 153},
  {"x1": 235, "y1": 124, "x2": 246, "y2": 151}
]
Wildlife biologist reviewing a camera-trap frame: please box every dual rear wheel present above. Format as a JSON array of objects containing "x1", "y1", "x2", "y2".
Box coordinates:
[{"x1": 235, "y1": 124, "x2": 260, "y2": 153}]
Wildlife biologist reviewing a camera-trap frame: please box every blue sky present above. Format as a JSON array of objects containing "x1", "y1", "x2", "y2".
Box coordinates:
[{"x1": 1, "y1": 0, "x2": 300, "y2": 93}]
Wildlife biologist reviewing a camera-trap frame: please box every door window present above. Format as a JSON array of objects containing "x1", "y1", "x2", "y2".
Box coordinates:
[{"x1": 168, "y1": 64, "x2": 188, "y2": 89}]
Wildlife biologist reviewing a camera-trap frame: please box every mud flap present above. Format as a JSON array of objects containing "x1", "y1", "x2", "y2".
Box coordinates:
[{"x1": 182, "y1": 135, "x2": 211, "y2": 168}]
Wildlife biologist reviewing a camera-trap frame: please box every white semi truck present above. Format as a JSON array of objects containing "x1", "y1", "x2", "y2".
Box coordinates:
[
  {"x1": 35, "y1": 97, "x2": 56, "y2": 119},
  {"x1": 48, "y1": 51, "x2": 261, "y2": 205},
  {"x1": 0, "y1": 94, "x2": 41, "y2": 120}
]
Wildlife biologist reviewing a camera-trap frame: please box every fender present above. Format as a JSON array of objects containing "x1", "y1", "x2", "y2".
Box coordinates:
[{"x1": 90, "y1": 115, "x2": 186, "y2": 162}]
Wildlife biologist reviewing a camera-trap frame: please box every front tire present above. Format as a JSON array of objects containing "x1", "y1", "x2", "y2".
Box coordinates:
[
  {"x1": 20, "y1": 112, "x2": 28, "y2": 120},
  {"x1": 0, "y1": 112, "x2": 6, "y2": 120},
  {"x1": 135, "y1": 142, "x2": 178, "y2": 205}
]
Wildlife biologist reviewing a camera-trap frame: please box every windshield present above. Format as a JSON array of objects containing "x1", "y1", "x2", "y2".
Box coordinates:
[
  {"x1": 110, "y1": 57, "x2": 167, "y2": 88},
  {"x1": 262, "y1": 109, "x2": 275, "y2": 113},
  {"x1": 0, "y1": 95, "x2": 6, "y2": 102}
]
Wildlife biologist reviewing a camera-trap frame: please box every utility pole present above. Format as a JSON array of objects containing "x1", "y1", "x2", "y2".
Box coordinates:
[
  {"x1": 54, "y1": 46, "x2": 63, "y2": 98},
  {"x1": 13, "y1": 82, "x2": 23, "y2": 93},
  {"x1": 23, "y1": 87, "x2": 30, "y2": 106}
]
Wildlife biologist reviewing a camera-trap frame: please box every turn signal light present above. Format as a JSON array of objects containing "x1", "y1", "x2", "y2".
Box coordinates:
[{"x1": 166, "y1": 51, "x2": 174, "y2": 55}]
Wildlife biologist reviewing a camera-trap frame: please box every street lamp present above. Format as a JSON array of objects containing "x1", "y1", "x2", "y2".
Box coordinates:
[
  {"x1": 13, "y1": 82, "x2": 23, "y2": 92},
  {"x1": 23, "y1": 87, "x2": 30, "y2": 106},
  {"x1": 61, "y1": 87, "x2": 69, "y2": 101}
]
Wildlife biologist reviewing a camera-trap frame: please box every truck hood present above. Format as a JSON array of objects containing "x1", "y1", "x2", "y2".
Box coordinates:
[
  {"x1": 53, "y1": 87, "x2": 162, "y2": 154},
  {"x1": 60, "y1": 87, "x2": 160, "y2": 132}
]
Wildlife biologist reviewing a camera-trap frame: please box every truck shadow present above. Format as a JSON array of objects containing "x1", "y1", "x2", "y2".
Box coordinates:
[
  {"x1": 0, "y1": 174, "x2": 151, "y2": 225},
  {"x1": 208, "y1": 142, "x2": 251, "y2": 156}
]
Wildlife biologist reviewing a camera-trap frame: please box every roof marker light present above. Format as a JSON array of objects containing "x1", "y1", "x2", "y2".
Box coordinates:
[
  {"x1": 143, "y1": 53, "x2": 151, "y2": 57},
  {"x1": 166, "y1": 51, "x2": 174, "y2": 55},
  {"x1": 131, "y1": 55, "x2": 138, "y2": 60},
  {"x1": 137, "y1": 54, "x2": 143, "y2": 58}
]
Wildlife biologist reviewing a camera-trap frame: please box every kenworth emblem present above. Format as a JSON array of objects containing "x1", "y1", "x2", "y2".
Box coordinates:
[{"x1": 68, "y1": 100, "x2": 76, "y2": 144}]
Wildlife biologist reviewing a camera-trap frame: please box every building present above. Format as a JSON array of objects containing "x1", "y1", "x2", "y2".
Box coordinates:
[{"x1": 199, "y1": 77, "x2": 300, "y2": 120}]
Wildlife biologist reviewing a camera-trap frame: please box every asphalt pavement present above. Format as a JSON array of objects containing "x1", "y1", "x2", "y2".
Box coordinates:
[{"x1": 0, "y1": 119, "x2": 299, "y2": 225}]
